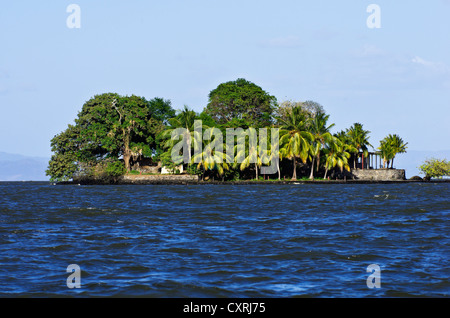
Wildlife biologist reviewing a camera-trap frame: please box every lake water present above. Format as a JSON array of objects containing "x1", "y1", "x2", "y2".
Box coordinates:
[{"x1": 0, "y1": 182, "x2": 448, "y2": 297}]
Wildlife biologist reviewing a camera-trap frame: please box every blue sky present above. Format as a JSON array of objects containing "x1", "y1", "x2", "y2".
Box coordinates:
[{"x1": 1, "y1": 0, "x2": 449, "y2": 159}]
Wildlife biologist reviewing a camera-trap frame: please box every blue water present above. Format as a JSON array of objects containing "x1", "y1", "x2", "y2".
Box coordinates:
[{"x1": 0, "y1": 182, "x2": 448, "y2": 297}]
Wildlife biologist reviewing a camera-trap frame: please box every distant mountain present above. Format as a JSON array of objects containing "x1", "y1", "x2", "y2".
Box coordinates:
[
  {"x1": 392, "y1": 150, "x2": 450, "y2": 179},
  {"x1": 0, "y1": 152, "x2": 49, "y2": 181}
]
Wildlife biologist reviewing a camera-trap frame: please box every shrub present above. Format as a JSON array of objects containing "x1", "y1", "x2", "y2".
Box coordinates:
[
  {"x1": 105, "y1": 161, "x2": 126, "y2": 180},
  {"x1": 418, "y1": 158, "x2": 450, "y2": 180}
]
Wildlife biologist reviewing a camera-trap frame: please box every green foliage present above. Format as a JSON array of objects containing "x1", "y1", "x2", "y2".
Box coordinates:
[
  {"x1": 222, "y1": 168, "x2": 241, "y2": 181},
  {"x1": 47, "y1": 86, "x2": 414, "y2": 183},
  {"x1": 221, "y1": 117, "x2": 253, "y2": 130},
  {"x1": 346, "y1": 123, "x2": 372, "y2": 155},
  {"x1": 75, "y1": 93, "x2": 121, "y2": 161},
  {"x1": 147, "y1": 97, "x2": 176, "y2": 125},
  {"x1": 74, "y1": 93, "x2": 175, "y2": 171},
  {"x1": 46, "y1": 124, "x2": 81, "y2": 182},
  {"x1": 82, "y1": 160, "x2": 126, "y2": 183},
  {"x1": 160, "y1": 151, "x2": 181, "y2": 174},
  {"x1": 378, "y1": 134, "x2": 408, "y2": 168},
  {"x1": 191, "y1": 135, "x2": 231, "y2": 178},
  {"x1": 47, "y1": 93, "x2": 175, "y2": 181},
  {"x1": 419, "y1": 158, "x2": 450, "y2": 180},
  {"x1": 345, "y1": 123, "x2": 372, "y2": 169},
  {"x1": 234, "y1": 128, "x2": 264, "y2": 179},
  {"x1": 168, "y1": 105, "x2": 198, "y2": 130},
  {"x1": 159, "y1": 106, "x2": 203, "y2": 167},
  {"x1": 278, "y1": 106, "x2": 313, "y2": 180},
  {"x1": 186, "y1": 164, "x2": 203, "y2": 177},
  {"x1": 322, "y1": 136, "x2": 351, "y2": 179},
  {"x1": 205, "y1": 78, "x2": 277, "y2": 127},
  {"x1": 104, "y1": 161, "x2": 126, "y2": 179},
  {"x1": 197, "y1": 111, "x2": 218, "y2": 128},
  {"x1": 308, "y1": 111, "x2": 334, "y2": 179},
  {"x1": 46, "y1": 153, "x2": 78, "y2": 182}
]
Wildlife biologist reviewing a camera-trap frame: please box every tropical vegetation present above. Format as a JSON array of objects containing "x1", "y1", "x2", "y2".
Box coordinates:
[
  {"x1": 378, "y1": 134, "x2": 408, "y2": 169},
  {"x1": 46, "y1": 78, "x2": 409, "y2": 182},
  {"x1": 418, "y1": 158, "x2": 450, "y2": 180}
]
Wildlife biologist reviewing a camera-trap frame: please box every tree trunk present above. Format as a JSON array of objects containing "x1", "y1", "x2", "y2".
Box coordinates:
[
  {"x1": 391, "y1": 157, "x2": 394, "y2": 169},
  {"x1": 123, "y1": 131, "x2": 131, "y2": 172},
  {"x1": 316, "y1": 153, "x2": 320, "y2": 172},
  {"x1": 124, "y1": 154, "x2": 131, "y2": 172},
  {"x1": 324, "y1": 167, "x2": 329, "y2": 179},
  {"x1": 362, "y1": 153, "x2": 364, "y2": 170},
  {"x1": 309, "y1": 156, "x2": 315, "y2": 180},
  {"x1": 255, "y1": 164, "x2": 259, "y2": 180},
  {"x1": 186, "y1": 131, "x2": 192, "y2": 167},
  {"x1": 292, "y1": 157, "x2": 297, "y2": 180}
]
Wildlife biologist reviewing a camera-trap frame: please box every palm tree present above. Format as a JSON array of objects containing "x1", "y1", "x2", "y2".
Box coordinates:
[
  {"x1": 278, "y1": 107, "x2": 313, "y2": 180},
  {"x1": 191, "y1": 130, "x2": 231, "y2": 180},
  {"x1": 378, "y1": 134, "x2": 408, "y2": 169},
  {"x1": 259, "y1": 130, "x2": 284, "y2": 180},
  {"x1": 160, "y1": 106, "x2": 204, "y2": 167},
  {"x1": 308, "y1": 142, "x2": 321, "y2": 179},
  {"x1": 308, "y1": 112, "x2": 335, "y2": 179},
  {"x1": 346, "y1": 123, "x2": 372, "y2": 169},
  {"x1": 234, "y1": 128, "x2": 266, "y2": 180},
  {"x1": 335, "y1": 130, "x2": 358, "y2": 157},
  {"x1": 389, "y1": 134, "x2": 408, "y2": 168},
  {"x1": 259, "y1": 130, "x2": 286, "y2": 180},
  {"x1": 323, "y1": 136, "x2": 351, "y2": 179},
  {"x1": 378, "y1": 138, "x2": 393, "y2": 168}
]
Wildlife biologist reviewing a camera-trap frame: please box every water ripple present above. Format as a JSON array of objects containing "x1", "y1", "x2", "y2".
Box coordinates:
[{"x1": 0, "y1": 182, "x2": 448, "y2": 297}]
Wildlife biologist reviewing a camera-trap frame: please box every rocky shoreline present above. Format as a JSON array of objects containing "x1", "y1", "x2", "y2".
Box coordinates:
[{"x1": 52, "y1": 168, "x2": 450, "y2": 185}]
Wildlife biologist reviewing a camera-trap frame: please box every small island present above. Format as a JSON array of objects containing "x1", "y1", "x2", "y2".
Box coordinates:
[{"x1": 47, "y1": 79, "x2": 449, "y2": 185}]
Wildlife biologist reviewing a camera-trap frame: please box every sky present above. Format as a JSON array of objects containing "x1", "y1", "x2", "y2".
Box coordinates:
[{"x1": 1, "y1": 0, "x2": 449, "y2": 159}]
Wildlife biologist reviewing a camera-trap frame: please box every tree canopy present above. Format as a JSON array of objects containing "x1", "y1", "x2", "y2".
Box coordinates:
[
  {"x1": 419, "y1": 158, "x2": 450, "y2": 180},
  {"x1": 205, "y1": 78, "x2": 277, "y2": 127},
  {"x1": 46, "y1": 93, "x2": 175, "y2": 181},
  {"x1": 378, "y1": 134, "x2": 408, "y2": 169},
  {"x1": 47, "y1": 78, "x2": 410, "y2": 183}
]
